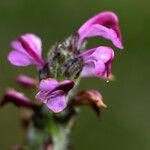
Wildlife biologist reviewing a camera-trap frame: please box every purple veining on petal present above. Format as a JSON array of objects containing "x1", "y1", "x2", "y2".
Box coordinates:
[
  {"x1": 16, "y1": 75, "x2": 37, "y2": 88},
  {"x1": 0, "y1": 89, "x2": 38, "y2": 109},
  {"x1": 80, "y1": 46, "x2": 114, "y2": 79},
  {"x1": 78, "y1": 11, "x2": 123, "y2": 49},
  {"x1": 8, "y1": 33, "x2": 45, "y2": 68},
  {"x1": 36, "y1": 79, "x2": 74, "y2": 112}
]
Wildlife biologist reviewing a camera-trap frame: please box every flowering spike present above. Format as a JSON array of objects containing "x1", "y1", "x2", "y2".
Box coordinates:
[
  {"x1": 16, "y1": 75, "x2": 37, "y2": 88},
  {"x1": 80, "y1": 46, "x2": 114, "y2": 79},
  {"x1": 0, "y1": 89, "x2": 38, "y2": 109},
  {"x1": 8, "y1": 33, "x2": 45, "y2": 68},
  {"x1": 78, "y1": 11, "x2": 123, "y2": 49},
  {"x1": 36, "y1": 78, "x2": 74, "y2": 112}
]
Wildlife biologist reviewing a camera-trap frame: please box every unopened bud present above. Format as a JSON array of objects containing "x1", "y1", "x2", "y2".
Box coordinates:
[
  {"x1": 0, "y1": 89, "x2": 38, "y2": 110},
  {"x1": 16, "y1": 75, "x2": 37, "y2": 88}
]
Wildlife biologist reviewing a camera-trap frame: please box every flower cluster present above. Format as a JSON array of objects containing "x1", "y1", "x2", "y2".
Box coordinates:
[{"x1": 4, "y1": 11, "x2": 123, "y2": 113}]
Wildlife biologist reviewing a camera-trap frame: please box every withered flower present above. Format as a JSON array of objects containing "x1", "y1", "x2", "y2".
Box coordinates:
[{"x1": 73, "y1": 90, "x2": 107, "y2": 116}]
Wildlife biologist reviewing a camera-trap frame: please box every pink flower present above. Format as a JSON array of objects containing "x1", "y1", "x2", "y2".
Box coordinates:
[
  {"x1": 36, "y1": 79, "x2": 74, "y2": 112},
  {"x1": 78, "y1": 11, "x2": 123, "y2": 49},
  {"x1": 8, "y1": 33, "x2": 45, "y2": 68},
  {"x1": 80, "y1": 46, "x2": 114, "y2": 79}
]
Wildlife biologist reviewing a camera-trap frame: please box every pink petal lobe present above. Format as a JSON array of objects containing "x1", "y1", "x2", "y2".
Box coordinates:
[
  {"x1": 8, "y1": 33, "x2": 45, "y2": 68},
  {"x1": 8, "y1": 50, "x2": 34, "y2": 66},
  {"x1": 39, "y1": 79, "x2": 59, "y2": 91},
  {"x1": 11, "y1": 40, "x2": 25, "y2": 52},
  {"x1": 92, "y1": 46, "x2": 114, "y2": 63},
  {"x1": 46, "y1": 90, "x2": 66, "y2": 113}
]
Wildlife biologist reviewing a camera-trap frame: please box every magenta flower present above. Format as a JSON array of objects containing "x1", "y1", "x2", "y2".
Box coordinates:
[
  {"x1": 78, "y1": 11, "x2": 123, "y2": 49},
  {"x1": 36, "y1": 79, "x2": 74, "y2": 112},
  {"x1": 80, "y1": 46, "x2": 114, "y2": 79},
  {"x1": 8, "y1": 33, "x2": 45, "y2": 68},
  {"x1": 6, "y1": 11, "x2": 123, "y2": 113}
]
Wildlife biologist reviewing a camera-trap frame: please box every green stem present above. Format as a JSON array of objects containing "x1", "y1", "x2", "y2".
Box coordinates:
[{"x1": 52, "y1": 125, "x2": 70, "y2": 150}]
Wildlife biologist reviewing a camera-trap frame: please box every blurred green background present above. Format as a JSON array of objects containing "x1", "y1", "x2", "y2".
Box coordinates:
[{"x1": 0, "y1": 0, "x2": 150, "y2": 149}]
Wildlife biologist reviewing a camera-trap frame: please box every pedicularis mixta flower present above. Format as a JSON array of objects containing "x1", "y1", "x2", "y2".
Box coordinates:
[
  {"x1": 8, "y1": 34, "x2": 45, "y2": 68},
  {"x1": 80, "y1": 46, "x2": 114, "y2": 79},
  {"x1": 35, "y1": 79, "x2": 74, "y2": 112},
  {"x1": 6, "y1": 11, "x2": 123, "y2": 113}
]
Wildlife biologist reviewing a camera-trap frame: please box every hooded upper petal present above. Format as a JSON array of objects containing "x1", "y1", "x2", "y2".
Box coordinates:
[
  {"x1": 78, "y1": 11, "x2": 123, "y2": 49},
  {"x1": 8, "y1": 33, "x2": 45, "y2": 68},
  {"x1": 80, "y1": 46, "x2": 114, "y2": 79}
]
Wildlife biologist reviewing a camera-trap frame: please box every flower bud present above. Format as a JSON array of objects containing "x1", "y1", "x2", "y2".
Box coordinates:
[
  {"x1": 0, "y1": 89, "x2": 38, "y2": 110},
  {"x1": 16, "y1": 75, "x2": 37, "y2": 88}
]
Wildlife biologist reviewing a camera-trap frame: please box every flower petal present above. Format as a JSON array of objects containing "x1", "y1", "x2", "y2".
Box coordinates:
[
  {"x1": 81, "y1": 60, "x2": 96, "y2": 77},
  {"x1": 11, "y1": 40, "x2": 26, "y2": 52},
  {"x1": 9, "y1": 33, "x2": 45, "y2": 68},
  {"x1": 21, "y1": 34, "x2": 42, "y2": 56},
  {"x1": 36, "y1": 79, "x2": 74, "y2": 112},
  {"x1": 81, "y1": 59, "x2": 106, "y2": 77},
  {"x1": 39, "y1": 79, "x2": 74, "y2": 93},
  {"x1": 92, "y1": 46, "x2": 114, "y2": 63},
  {"x1": 78, "y1": 11, "x2": 123, "y2": 49},
  {"x1": 8, "y1": 50, "x2": 34, "y2": 66},
  {"x1": 95, "y1": 60, "x2": 107, "y2": 76},
  {"x1": 39, "y1": 78, "x2": 59, "y2": 91},
  {"x1": 35, "y1": 90, "x2": 50, "y2": 103},
  {"x1": 79, "y1": 24, "x2": 122, "y2": 49},
  {"x1": 55, "y1": 80, "x2": 74, "y2": 93},
  {"x1": 47, "y1": 90, "x2": 67, "y2": 113},
  {"x1": 80, "y1": 46, "x2": 114, "y2": 78}
]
